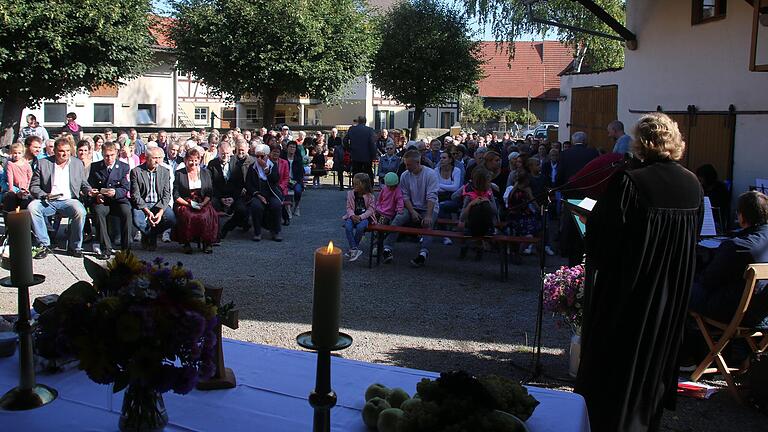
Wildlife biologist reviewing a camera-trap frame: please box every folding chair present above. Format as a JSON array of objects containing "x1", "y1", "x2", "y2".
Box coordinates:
[{"x1": 690, "y1": 263, "x2": 768, "y2": 398}]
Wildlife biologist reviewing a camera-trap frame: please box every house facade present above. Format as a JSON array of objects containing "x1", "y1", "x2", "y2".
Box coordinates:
[
  {"x1": 478, "y1": 41, "x2": 574, "y2": 123},
  {"x1": 558, "y1": 0, "x2": 768, "y2": 212}
]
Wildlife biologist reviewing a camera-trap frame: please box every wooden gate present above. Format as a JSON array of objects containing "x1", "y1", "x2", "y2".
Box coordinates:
[
  {"x1": 569, "y1": 85, "x2": 618, "y2": 152},
  {"x1": 667, "y1": 113, "x2": 734, "y2": 180}
]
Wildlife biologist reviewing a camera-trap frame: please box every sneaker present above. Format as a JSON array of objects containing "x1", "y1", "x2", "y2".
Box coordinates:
[
  {"x1": 442, "y1": 237, "x2": 453, "y2": 246},
  {"x1": 161, "y1": 230, "x2": 171, "y2": 243},
  {"x1": 293, "y1": 207, "x2": 301, "y2": 217},
  {"x1": 133, "y1": 231, "x2": 142, "y2": 242},
  {"x1": 272, "y1": 232, "x2": 283, "y2": 242},
  {"x1": 33, "y1": 246, "x2": 52, "y2": 260},
  {"x1": 349, "y1": 249, "x2": 363, "y2": 262},
  {"x1": 545, "y1": 245, "x2": 555, "y2": 256},
  {"x1": 344, "y1": 250, "x2": 352, "y2": 259},
  {"x1": 382, "y1": 249, "x2": 393, "y2": 264},
  {"x1": 69, "y1": 249, "x2": 84, "y2": 258},
  {"x1": 410, "y1": 253, "x2": 426, "y2": 268},
  {"x1": 252, "y1": 235, "x2": 262, "y2": 242},
  {"x1": 522, "y1": 244, "x2": 534, "y2": 255}
]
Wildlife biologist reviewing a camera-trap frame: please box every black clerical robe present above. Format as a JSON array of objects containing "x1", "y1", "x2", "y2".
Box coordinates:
[{"x1": 575, "y1": 160, "x2": 703, "y2": 432}]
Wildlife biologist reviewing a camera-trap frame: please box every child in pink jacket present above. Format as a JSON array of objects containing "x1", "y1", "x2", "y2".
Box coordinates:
[
  {"x1": 342, "y1": 173, "x2": 376, "y2": 261},
  {"x1": 375, "y1": 172, "x2": 404, "y2": 225}
]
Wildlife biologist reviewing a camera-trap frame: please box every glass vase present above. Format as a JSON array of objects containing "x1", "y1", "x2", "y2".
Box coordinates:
[
  {"x1": 119, "y1": 383, "x2": 169, "y2": 432},
  {"x1": 568, "y1": 333, "x2": 581, "y2": 378}
]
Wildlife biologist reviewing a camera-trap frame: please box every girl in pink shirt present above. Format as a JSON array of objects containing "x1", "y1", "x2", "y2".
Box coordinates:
[
  {"x1": 375, "y1": 172, "x2": 404, "y2": 225},
  {"x1": 4, "y1": 143, "x2": 33, "y2": 209}
]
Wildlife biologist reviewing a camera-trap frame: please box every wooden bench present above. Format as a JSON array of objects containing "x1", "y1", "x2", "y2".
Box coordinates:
[{"x1": 365, "y1": 224, "x2": 539, "y2": 281}]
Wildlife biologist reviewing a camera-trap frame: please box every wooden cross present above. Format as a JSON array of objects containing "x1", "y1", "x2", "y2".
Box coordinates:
[{"x1": 196, "y1": 287, "x2": 239, "y2": 390}]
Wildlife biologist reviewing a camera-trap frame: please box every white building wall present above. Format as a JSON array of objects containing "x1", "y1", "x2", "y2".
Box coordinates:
[{"x1": 559, "y1": 0, "x2": 768, "y2": 200}]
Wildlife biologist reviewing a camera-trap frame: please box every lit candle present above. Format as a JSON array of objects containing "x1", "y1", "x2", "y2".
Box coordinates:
[
  {"x1": 6, "y1": 207, "x2": 34, "y2": 286},
  {"x1": 312, "y1": 241, "x2": 342, "y2": 348}
]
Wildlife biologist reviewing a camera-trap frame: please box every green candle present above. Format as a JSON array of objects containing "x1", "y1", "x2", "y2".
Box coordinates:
[{"x1": 312, "y1": 241, "x2": 342, "y2": 348}]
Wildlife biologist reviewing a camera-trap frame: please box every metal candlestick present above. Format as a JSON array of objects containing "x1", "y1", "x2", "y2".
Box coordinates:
[
  {"x1": 0, "y1": 274, "x2": 58, "y2": 411},
  {"x1": 297, "y1": 331, "x2": 353, "y2": 432}
]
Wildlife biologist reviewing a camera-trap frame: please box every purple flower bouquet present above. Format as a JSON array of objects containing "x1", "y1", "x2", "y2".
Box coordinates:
[
  {"x1": 543, "y1": 265, "x2": 585, "y2": 334},
  {"x1": 56, "y1": 252, "x2": 218, "y2": 430}
]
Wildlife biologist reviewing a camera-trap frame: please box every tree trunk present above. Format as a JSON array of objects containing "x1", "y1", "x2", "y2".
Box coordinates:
[
  {"x1": 261, "y1": 89, "x2": 279, "y2": 129},
  {"x1": 411, "y1": 105, "x2": 424, "y2": 140},
  {"x1": 1, "y1": 96, "x2": 25, "y2": 148}
]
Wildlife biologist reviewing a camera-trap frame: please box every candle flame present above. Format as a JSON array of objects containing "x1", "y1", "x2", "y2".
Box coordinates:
[
  {"x1": 326, "y1": 241, "x2": 334, "y2": 254},
  {"x1": 15, "y1": 206, "x2": 20, "y2": 214}
]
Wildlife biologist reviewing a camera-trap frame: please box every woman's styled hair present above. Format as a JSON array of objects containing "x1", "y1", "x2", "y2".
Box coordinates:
[
  {"x1": 472, "y1": 167, "x2": 492, "y2": 192},
  {"x1": 737, "y1": 191, "x2": 768, "y2": 226},
  {"x1": 353, "y1": 172, "x2": 372, "y2": 194},
  {"x1": 632, "y1": 112, "x2": 685, "y2": 161},
  {"x1": 185, "y1": 147, "x2": 201, "y2": 160}
]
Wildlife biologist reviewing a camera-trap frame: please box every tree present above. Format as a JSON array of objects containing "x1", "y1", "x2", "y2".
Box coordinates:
[
  {"x1": 463, "y1": 0, "x2": 625, "y2": 72},
  {"x1": 0, "y1": 0, "x2": 154, "y2": 141},
  {"x1": 170, "y1": 0, "x2": 377, "y2": 127},
  {"x1": 459, "y1": 95, "x2": 495, "y2": 125},
  {"x1": 371, "y1": 0, "x2": 484, "y2": 139}
]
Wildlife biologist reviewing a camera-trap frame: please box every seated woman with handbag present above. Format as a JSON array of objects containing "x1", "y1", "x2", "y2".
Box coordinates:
[{"x1": 172, "y1": 148, "x2": 219, "y2": 254}]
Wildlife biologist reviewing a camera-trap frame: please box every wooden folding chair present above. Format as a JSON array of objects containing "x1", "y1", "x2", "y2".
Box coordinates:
[{"x1": 690, "y1": 263, "x2": 768, "y2": 398}]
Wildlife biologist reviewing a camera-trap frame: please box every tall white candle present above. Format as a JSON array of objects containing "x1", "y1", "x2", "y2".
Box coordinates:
[{"x1": 6, "y1": 208, "x2": 34, "y2": 286}]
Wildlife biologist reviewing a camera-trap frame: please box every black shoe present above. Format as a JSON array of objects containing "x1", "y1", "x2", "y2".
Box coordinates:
[
  {"x1": 34, "y1": 247, "x2": 51, "y2": 260},
  {"x1": 272, "y1": 232, "x2": 283, "y2": 242},
  {"x1": 182, "y1": 243, "x2": 193, "y2": 254},
  {"x1": 282, "y1": 219, "x2": 290, "y2": 226},
  {"x1": 96, "y1": 251, "x2": 111, "y2": 260},
  {"x1": 241, "y1": 223, "x2": 251, "y2": 232},
  {"x1": 202, "y1": 244, "x2": 213, "y2": 254},
  {"x1": 252, "y1": 235, "x2": 261, "y2": 242},
  {"x1": 410, "y1": 254, "x2": 426, "y2": 268},
  {"x1": 382, "y1": 249, "x2": 393, "y2": 264},
  {"x1": 69, "y1": 249, "x2": 83, "y2": 258}
]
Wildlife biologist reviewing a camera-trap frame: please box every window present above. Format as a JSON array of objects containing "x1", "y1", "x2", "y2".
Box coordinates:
[
  {"x1": 693, "y1": 0, "x2": 726, "y2": 24},
  {"x1": 44, "y1": 103, "x2": 67, "y2": 123},
  {"x1": 440, "y1": 112, "x2": 455, "y2": 129},
  {"x1": 194, "y1": 106, "x2": 209, "y2": 121},
  {"x1": 374, "y1": 110, "x2": 394, "y2": 130},
  {"x1": 246, "y1": 108, "x2": 261, "y2": 124},
  {"x1": 137, "y1": 104, "x2": 156, "y2": 125},
  {"x1": 408, "y1": 111, "x2": 425, "y2": 128},
  {"x1": 275, "y1": 110, "x2": 286, "y2": 125},
  {"x1": 93, "y1": 103, "x2": 114, "y2": 123}
]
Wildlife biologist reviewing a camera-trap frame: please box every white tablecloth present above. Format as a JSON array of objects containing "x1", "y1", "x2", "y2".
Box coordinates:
[{"x1": 0, "y1": 339, "x2": 590, "y2": 431}]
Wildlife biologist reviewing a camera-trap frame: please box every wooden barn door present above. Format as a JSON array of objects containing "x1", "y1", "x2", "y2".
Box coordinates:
[
  {"x1": 667, "y1": 113, "x2": 734, "y2": 181},
  {"x1": 569, "y1": 85, "x2": 618, "y2": 153}
]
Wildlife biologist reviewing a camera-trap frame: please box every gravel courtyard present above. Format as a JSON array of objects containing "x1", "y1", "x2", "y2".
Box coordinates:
[{"x1": 1, "y1": 185, "x2": 764, "y2": 431}]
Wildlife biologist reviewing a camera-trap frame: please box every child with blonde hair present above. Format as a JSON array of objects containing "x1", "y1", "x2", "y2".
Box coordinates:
[{"x1": 342, "y1": 173, "x2": 376, "y2": 261}]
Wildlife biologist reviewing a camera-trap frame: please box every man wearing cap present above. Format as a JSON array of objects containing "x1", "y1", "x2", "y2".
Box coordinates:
[{"x1": 344, "y1": 115, "x2": 378, "y2": 184}]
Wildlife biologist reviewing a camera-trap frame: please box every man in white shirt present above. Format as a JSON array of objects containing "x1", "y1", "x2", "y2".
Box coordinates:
[{"x1": 28, "y1": 136, "x2": 92, "y2": 258}]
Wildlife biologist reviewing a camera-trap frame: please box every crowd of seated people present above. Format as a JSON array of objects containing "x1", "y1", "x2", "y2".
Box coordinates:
[{"x1": 2, "y1": 124, "x2": 338, "y2": 259}]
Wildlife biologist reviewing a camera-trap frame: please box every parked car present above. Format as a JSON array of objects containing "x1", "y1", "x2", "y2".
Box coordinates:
[{"x1": 521, "y1": 123, "x2": 558, "y2": 140}]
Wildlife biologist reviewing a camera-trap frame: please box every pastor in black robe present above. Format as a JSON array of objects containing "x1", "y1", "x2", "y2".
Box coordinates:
[{"x1": 575, "y1": 159, "x2": 703, "y2": 432}]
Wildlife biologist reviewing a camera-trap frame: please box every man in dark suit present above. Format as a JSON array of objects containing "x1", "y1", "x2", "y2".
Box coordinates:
[
  {"x1": 246, "y1": 144, "x2": 283, "y2": 242},
  {"x1": 210, "y1": 140, "x2": 253, "y2": 237},
  {"x1": 130, "y1": 146, "x2": 176, "y2": 251},
  {"x1": 554, "y1": 131, "x2": 600, "y2": 266},
  {"x1": 28, "y1": 136, "x2": 92, "y2": 258},
  {"x1": 88, "y1": 142, "x2": 131, "y2": 259},
  {"x1": 344, "y1": 115, "x2": 377, "y2": 184}
]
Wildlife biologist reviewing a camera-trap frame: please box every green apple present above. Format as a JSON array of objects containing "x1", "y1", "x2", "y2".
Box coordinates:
[
  {"x1": 361, "y1": 397, "x2": 390, "y2": 429},
  {"x1": 377, "y1": 408, "x2": 405, "y2": 432},
  {"x1": 399, "y1": 397, "x2": 422, "y2": 413},
  {"x1": 365, "y1": 383, "x2": 391, "y2": 402},
  {"x1": 385, "y1": 387, "x2": 410, "y2": 409}
]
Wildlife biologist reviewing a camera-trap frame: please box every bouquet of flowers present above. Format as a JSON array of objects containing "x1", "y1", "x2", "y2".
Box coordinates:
[
  {"x1": 56, "y1": 252, "x2": 218, "y2": 395},
  {"x1": 543, "y1": 264, "x2": 585, "y2": 334}
]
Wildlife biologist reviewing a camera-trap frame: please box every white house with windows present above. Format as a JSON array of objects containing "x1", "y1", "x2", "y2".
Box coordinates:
[{"x1": 558, "y1": 0, "x2": 768, "y2": 216}]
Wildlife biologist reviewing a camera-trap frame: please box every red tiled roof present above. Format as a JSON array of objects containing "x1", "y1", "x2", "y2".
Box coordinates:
[
  {"x1": 477, "y1": 41, "x2": 574, "y2": 100},
  {"x1": 149, "y1": 15, "x2": 175, "y2": 49}
]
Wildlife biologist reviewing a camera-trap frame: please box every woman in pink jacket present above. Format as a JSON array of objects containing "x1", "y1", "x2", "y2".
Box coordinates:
[{"x1": 270, "y1": 145, "x2": 291, "y2": 225}]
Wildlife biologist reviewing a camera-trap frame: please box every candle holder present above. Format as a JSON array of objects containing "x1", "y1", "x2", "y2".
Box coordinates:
[
  {"x1": 296, "y1": 331, "x2": 353, "y2": 432},
  {"x1": 0, "y1": 274, "x2": 58, "y2": 411}
]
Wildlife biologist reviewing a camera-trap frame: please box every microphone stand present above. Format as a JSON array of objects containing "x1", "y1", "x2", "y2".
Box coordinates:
[{"x1": 523, "y1": 156, "x2": 628, "y2": 383}]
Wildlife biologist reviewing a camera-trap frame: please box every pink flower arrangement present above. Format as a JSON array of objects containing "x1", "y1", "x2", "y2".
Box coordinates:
[{"x1": 543, "y1": 265, "x2": 585, "y2": 334}]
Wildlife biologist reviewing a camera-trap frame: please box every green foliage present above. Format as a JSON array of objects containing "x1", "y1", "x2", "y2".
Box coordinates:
[
  {"x1": 463, "y1": 0, "x2": 625, "y2": 71},
  {"x1": 371, "y1": 0, "x2": 484, "y2": 139},
  {"x1": 170, "y1": 0, "x2": 377, "y2": 126},
  {"x1": 0, "y1": 0, "x2": 153, "y2": 121},
  {"x1": 459, "y1": 95, "x2": 537, "y2": 127}
]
